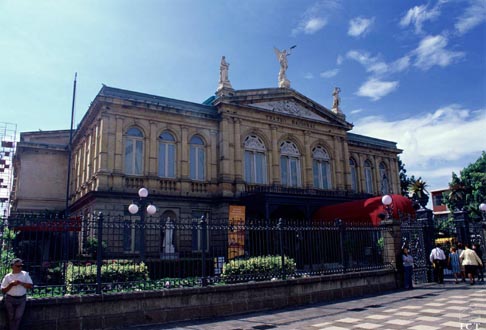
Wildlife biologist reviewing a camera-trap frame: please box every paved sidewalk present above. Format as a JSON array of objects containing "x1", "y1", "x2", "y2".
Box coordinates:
[{"x1": 125, "y1": 279, "x2": 485, "y2": 330}]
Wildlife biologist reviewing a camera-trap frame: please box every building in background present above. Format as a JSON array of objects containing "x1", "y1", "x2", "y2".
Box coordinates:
[
  {"x1": 10, "y1": 73, "x2": 403, "y2": 258},
  {"x1": 431, "y1": 188, "x2": 451, "y2": 224},
  {"x1": 11, "y1": 130, "x2": 70, "y2": 213},
  {"x1": 0, "y1": 122, "x2": 17, "y2": 217}
]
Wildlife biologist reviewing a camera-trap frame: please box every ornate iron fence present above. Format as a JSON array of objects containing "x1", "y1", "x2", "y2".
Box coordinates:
[{"x1": 1, "y1": 213, "x2": 391, "y2": 297}]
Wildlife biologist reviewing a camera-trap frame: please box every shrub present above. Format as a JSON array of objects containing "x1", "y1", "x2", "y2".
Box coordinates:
[
  {"x1": 65, "y1": 260, "x2": 149, "y2": 294},
  {"x1": 0, "y1": 227, "x2": 17, "y2": 277},
  {"x1": 84, "y1": 237, "x2": 108, "y2": 257},
  {"x1": 222, "y1": 255, "x2": 296, "y2": 281}
]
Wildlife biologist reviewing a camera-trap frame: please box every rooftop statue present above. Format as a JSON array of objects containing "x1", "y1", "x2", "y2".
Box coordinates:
[
  {"x1": 332, "y1": 87, "x2": 341, "y2": 109},
  {"x1": 217, "y1": 56, "x2": 233, "y2": 91},
  {"x1": 273, "y1": 46, "x2": 295, "y2": 88},
  {"x1": 332, "y1": 87, "x2": 344, "y2": 116}
]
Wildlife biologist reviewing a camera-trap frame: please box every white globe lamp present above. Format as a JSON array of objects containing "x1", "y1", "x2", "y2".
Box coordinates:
[
  {"x1": 146, "y1": 204, "x2": 157, "y2": 215},
  {"x1": 128, "y1": 203, "x2": 139, "y2": 215},
  {"x1": 382, "y1": 194, "x2": 393, "y2": 206}
]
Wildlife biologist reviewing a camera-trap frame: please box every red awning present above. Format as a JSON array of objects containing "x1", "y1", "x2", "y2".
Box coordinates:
[
  {"x1": 14, "y1": 217, "x2": 82, "y2": 232},
  {"x1": 312, "y1": 194, "x2": 415, "y2": 226}
]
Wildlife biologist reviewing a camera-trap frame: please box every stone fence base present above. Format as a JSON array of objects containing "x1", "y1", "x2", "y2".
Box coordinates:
[{"x1": 0, "y1": 269, "x2": 397, "y2": 329}]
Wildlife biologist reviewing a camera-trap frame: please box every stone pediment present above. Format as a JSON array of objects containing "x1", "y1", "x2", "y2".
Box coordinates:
[{"x1": 248, "y1": 100, "x2": 329, "y2": 123}]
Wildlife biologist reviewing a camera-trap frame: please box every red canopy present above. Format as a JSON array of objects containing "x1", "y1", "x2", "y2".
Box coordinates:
[{"x1": 312, "y1": 194, "x2": 415, "y2": 226}]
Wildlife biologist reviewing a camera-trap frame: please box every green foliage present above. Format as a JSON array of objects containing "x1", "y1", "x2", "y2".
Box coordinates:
[
  {"x1": 376, "y1": 237, "x2": 384, "y2": 251},
  {"x1": 398, "y1": 157, "x2": 412, "y2": 197},
  {"x1": 407, "y1": 177, "x2": 429, "y2": 208},
  {"x1": 434, "y1": 215, "x2": 456, "y2": 237},
  {"x1": 0, "y1": 226, "x2": 17, "y2": 277},
  {"x1": 221, "y1": 255, "x2": 296, "y2": 280},
  {"x1": 444, "y1": 151, "x2": 486, "y2": 220},
  {"x1": 84, "y1": 237, "x2": 108, "y2": 256},
  {"x1": 65, "y1": 260, "x2": 149, "y2": 294}
]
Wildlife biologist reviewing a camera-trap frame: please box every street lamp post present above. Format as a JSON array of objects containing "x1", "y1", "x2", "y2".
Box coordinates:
[
  {"x1": 128, "y1": 188, "x2": 156, "y2": 262},
  {"x1": 480, "y1": 203, "x2": 486, "y2": 221},
  {"x1": 381, "y1": 194, "x2": 393, "y2": 220}
]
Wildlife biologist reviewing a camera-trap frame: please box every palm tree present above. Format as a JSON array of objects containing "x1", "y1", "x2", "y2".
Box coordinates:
[{"x1": 408, "y1": 177, "x2": 429, "y2": 208}]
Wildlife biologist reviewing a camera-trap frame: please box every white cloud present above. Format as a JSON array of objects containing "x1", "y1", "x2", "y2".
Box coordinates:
[
  {"x1": 348, "y1": 17, "x2": 374, "y2": 37},
  {"x1": 320, "y1": 69, "x2": 339, "y2": 78},
  {"x1": 346, "y1": 51, "x2": 383, "y2": 73},
  {"x1": 350, "y1": 109, "x2": 363, "y2": 115},
  {"x1": 304, "y1": 72, "x2": 314, "y2": 79},
  {"x1": 455, "y1": 0, "x2": 486, "y2": 35},
  {"x1": 413, "y1": 35, "x2": 465, "y2": 70},
  {"x1": 399, "y1": 3, "x2": 441, "y2": 34},
  {"x1": 292, "y1": 17, "x2": 327, "y2": 35},
  {"x1": 346, "y1": 50, "x2": 411, "y2": 76},
  {"x1": 390, "y1": 56, "x2": 411, "y2": 73},
  {"x1": 336, "y1": 55, "x2": 344, "y2": 65},
  {"x1": 352, "y1": 105, "x2": 486, "y2": 191},
  {"x1": 356, "y1": 78, "x2": 399, "y2": 101},
  {"x1": 306, "y1": 17, "x2": 327, "y2": 34},
  {"x1": 291, "y1": 0, "x2": 340, "y2": 36}
]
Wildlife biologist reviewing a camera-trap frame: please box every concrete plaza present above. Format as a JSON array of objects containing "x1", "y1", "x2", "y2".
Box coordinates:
[{"x1": 125, "y1": 279, "x2": 485, "y2": 330}]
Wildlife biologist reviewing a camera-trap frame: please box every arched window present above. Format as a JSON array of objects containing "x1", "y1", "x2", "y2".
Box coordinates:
[
  {"x1": 244, "y1": 135, "x2": 267, "y2": 184},
  {"x1": 379, "y1": 162, "x2": 389, "y2": 195},
  {"x1": 312, "y1": 146, "x2": 332, "y2": 189},
  {"x1": 124, "y1": 127, "x2": 143, "y2": 175},
  {"x1": 364, "y1": 160, "x2": 373, "y2": 194},
  {"x1": 158, "y1": 131, "x2": 176, "y2": 178},
  {"x1": 189, "y1": 135, "x2": 205, "y2": 181},
  {"x1": 280, "y1": 141, "x2": 301, "y2": 187},
  {"x1": 350, "y1": 158, "x2": 358, "y2": 192}
]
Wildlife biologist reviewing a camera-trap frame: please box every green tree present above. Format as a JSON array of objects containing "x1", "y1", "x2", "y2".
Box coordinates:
[
  {"x1": 444, "y1": 151, "x2": 486, "y2": 221},
  {"x1": 398, "y1": 157, "x2": 413, "y2": 196}
]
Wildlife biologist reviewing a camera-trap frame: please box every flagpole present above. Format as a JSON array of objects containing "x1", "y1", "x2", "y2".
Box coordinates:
[{"x1": 65, "y1": 72, "x2": 77, "y2": 216}]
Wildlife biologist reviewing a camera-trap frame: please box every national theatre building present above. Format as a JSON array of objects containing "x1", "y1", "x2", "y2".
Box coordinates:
[{"x1": 12, "y1": 55, "x2": 402, "y2": 227}]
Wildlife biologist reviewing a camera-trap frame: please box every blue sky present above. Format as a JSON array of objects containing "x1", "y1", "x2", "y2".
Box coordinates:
[{"x1": 1, "y1": 0, "x2": 485, "y2": 195}]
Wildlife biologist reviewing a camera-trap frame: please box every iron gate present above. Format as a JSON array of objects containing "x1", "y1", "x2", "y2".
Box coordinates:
[{"x1": 401, "y1": 218, "x2": 429, "y2": 284}]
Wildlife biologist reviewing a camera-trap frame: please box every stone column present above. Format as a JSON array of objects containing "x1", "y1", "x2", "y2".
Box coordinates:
[
  {"x1": 303, "y1": 131, "x2": 312, "y2": 188},
  {"x1": 98, "y1": 116, "x2": 109, "y2": 172},
  {"x1": 342, "y1": 139, "x2": 351, "y2": 190},
  {"x1": 332, "y1": 136, "x2": 343, "y2": 190},
  {"x1": 180, "y1": 126, "x2": 188, "y2": 179},
  {"x1": 380, "y1": 218, "x2": 402, "y2": 288},
  {"x1": 233, "y1": 118, "x2": 242, "y2": 182},
  {"x1": 113, "y1": 116, "x2": 123, "y2": 173},
  {"x1": 148, "y1": 121, "x2": 158, "y2": 176},
  {"x1": 270, "y1": 125, "x2": 279, "y2": 185},
  {"x1": 219, "y1": 117, "x2": 232, "y2": 181}
]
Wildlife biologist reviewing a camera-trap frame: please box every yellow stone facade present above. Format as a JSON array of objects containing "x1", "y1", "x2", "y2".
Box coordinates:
[{"x1": 66, "y1": 86, "x2": 401, "y2": 222}]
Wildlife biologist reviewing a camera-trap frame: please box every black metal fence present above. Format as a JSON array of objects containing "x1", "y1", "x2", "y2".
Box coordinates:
[{"x1": 0, "y1": 213, "x2": 391, "y2": 297}]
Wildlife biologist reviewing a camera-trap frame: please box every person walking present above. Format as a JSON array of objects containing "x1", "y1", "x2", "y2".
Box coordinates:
[
  {"x1": 472, "y1": 243, "x2": 484, "y2": 282},
  {"x1": 429, "y1": 244, "x2": 446, "y2": 284},
  {"x1": 402, "y1": 247, "x2": 414, "y2": 289},
  {"x1": 460, "y1": 244, "x2": 483, "y2": 285},
  {"x1": 448, "y1": 246, "x2": 461, "y2": 284},
  {"x1": 1, "y1": 258, "x2": 33, "y2": 330}
]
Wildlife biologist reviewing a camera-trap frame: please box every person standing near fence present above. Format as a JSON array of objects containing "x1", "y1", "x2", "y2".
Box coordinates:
[
  {"x1": 429, "y1": 244, "x2": 446, "y2": 284},
  {"x1": 402, "y1": 247, "x2": 414, "y2": 289},
  {"x1": 1, "y1": 258, "x2": 33, "y2": 330}
]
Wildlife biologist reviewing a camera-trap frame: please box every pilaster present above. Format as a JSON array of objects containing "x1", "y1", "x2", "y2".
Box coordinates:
[{"x1": 271, "y1": 125, "x2": 280, "y2": 185}]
